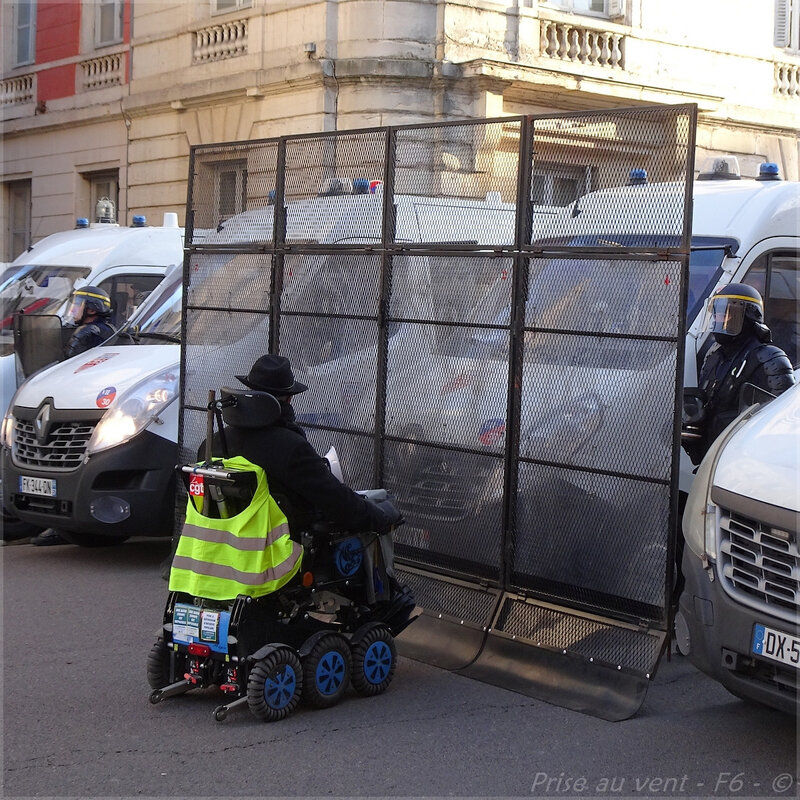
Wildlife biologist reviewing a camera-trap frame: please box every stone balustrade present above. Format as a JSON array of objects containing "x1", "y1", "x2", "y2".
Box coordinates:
[
  {"x1": 540, "y1": 18, "x2": 625, "y2": 69},
  {"x1": 80, "y1": 53, "x2": 124, "y2": 91},
  {"x1": 1, "y1": 73, "x2": 34, "y2": 105},
  {"x1": 774, "y1": 62, "x2": 800, "y2": 97},
  {"x1": 193, "y1": 19, "x2": 248, "y2": 63}
]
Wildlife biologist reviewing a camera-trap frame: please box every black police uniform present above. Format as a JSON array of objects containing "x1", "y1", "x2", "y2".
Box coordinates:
[
  {"x1": 686, "y1": 333, "x2": 795, "y2": 465},
  {"x1": 65, "y1": 318, "x2": 116, "y2": 358}
]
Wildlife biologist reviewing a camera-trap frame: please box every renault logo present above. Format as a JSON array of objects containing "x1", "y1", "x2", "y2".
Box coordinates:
[{"x1": 34, "y1": 404, "x2": 51, "y2": 444}]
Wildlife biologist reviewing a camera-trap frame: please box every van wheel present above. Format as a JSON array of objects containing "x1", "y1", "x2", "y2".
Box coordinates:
[
  {"x1": 1, "y1": 506, "x2": 44, "y2": 541},
  {"x1": 60, "y1": 530, "x2": 129, "y2": 547}
]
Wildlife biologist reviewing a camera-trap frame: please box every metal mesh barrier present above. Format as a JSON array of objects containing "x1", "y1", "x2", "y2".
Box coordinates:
[
  {"x1": 180, "y1": 106, "x2": 696, "y2": 716},
  {"x1": 493, "y1": 596, "x2": 663, "y2": 675}
]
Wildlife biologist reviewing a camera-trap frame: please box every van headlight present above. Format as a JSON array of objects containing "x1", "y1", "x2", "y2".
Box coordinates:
[
  {"x1": 87, "y1": 365, "x2": 179, "y2": 454},
  {"x1": 681, "y1": 442, "x2": 721, "y2": 560},
  {"x1": 1, "y1": 409, "x2": 14, "y2": 449},
  {"x1": 2, "y1": 380, "x2": 27, "y2": 450},
  {"x1": 681, "y1": 403, "x2": 763, "y2": 560}
]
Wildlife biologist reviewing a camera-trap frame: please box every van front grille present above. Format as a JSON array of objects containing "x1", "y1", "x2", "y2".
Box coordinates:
[
  {"x1": 718, "y1": 508, "x2": 800, "y2": 621},
  {"x1": 13, "y1": 418, "x2": 95, "y2": 470}
]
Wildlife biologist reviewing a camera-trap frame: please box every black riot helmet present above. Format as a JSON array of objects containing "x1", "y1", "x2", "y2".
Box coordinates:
[
  {"x1": 64, "y1": 285, "x2": 112, "y2": 325},
  {"x1": 703, "y1": 283, "x2": 766, "y2": 342}
]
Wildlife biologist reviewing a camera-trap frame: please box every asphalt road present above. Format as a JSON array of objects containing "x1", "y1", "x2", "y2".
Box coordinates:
[{"x1": 2, "y1": 537, "x2": 797, "y2": 799}]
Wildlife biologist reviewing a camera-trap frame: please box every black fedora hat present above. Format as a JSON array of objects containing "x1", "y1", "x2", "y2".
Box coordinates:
[{"x1": 236, "y1": 354, "x2": 308, "y2": 395}]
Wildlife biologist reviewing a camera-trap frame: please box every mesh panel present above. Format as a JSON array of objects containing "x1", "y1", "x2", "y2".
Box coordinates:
[
  {"x1": 187, "y1": 252, "x2": 273, "y2": 311},
  {"x1": 525, "y1": 257, "x2": 683, "y2": 338},
  {"x1": 513, "y1": 463, "x2": 670, "y2": 614},
  {"x1": 518, "y1": 335, "x2": 676, "y2": 477},
  {"x1": 190, "y1": 140, "x2": 278, "y2": 243},
  {"x1": 284, "y1": 130, "x2": 386, "y2": 218},
  {"x1": 386, "y1": 440, "x2": 503, "y2": 579},
  {"x1": 529, "y1": 107, "x2": 692, "y2": 247},
  {"x1": 181, "y1": 108, "x2": 694, "y2": 649},
  {"x1": 183, "y1": 308, "x2": 270, "y2": 409},
  {"x1": 394, "y1": 120, "x2": 520, "y2": 221},
  {"x1": 396, "y1": 568, "x2": 497, "y2": 627},
  {"x1": 494, "y1": 597, "x2": 663, "y2": 674}
]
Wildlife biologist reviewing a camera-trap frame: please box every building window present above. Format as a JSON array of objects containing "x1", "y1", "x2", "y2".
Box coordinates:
[
  {"x1": 87, "y1": 172, "x2": 120, "y2": 223},
  {"x1": 212, "y1": 0, "x2": 251, "y2": 14},
  {"x1": 545, "y1": 0, "x2": 625, "y2": 18},
  {"x1": 6, "y1": 180, "x2": 32, "y2": 261},
  {"x1": 775, "y1": 0, "x2": 800, "y2": 51},
  {"x1": 95, "y1": 0, "x2": 124, "y2": 47},
  {"x1": 14, "y1": 0, "x2": 36, "y2": 66},
  {"x1": 215, "y1": 161, "x2": 248, "y2": 221}
]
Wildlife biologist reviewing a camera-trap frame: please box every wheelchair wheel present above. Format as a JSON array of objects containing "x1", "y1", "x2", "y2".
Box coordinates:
[
  {"x1": 247, "y1": 646, "x2": 303, "y2": 722},
  {"x1": 350, "y1": 623, "x2": 396, "y2": 696},
  {"x1": 302, "y1": 632, "x2": 352, "y2": 709},
  {"x1": 146, "y1": 638, "x2": 171, "y2": 689}
]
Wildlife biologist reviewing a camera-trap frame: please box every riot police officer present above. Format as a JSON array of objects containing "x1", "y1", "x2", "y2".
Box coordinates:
[
  {"x1": 63, "y1": 285, "x2": 115, "y2": 358},
  {"x1": 682, "y1": 283, "x2": 795, "y2": 465}
]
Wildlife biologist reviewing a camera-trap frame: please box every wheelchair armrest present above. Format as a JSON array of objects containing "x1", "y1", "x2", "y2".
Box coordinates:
[{"x1": 355, "y1": 488, "x2": 388, "y2": 502}]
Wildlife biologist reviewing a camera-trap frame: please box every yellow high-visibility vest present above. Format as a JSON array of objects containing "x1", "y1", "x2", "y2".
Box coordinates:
[{"x1": 169, "y1": 456, "x2": 302, "y2": 601}]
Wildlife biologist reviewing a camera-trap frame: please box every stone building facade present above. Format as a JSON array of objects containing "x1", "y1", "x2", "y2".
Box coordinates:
[{"x1": 2, "y1": 0, "x2": 798, "y2": 259}]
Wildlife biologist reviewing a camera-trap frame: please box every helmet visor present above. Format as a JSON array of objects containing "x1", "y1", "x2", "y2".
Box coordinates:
[
  {"x1": 63, "y1": 295, "x2": 87, "y2": 326},
  {"x1": 703, "y1": 295, "x2": 746, "y2": 337}
]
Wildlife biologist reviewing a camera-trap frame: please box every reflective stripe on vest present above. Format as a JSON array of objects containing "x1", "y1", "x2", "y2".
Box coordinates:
[{"x1": 169, "y1": 456, "x2": 303, "y2": 601}]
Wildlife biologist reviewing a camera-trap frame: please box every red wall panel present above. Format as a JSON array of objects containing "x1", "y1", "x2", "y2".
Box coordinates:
[
  {"x1": 36, "y1": 1, "x2": 81, "y2": 63},
  {"x1": 37, "y1": 64, "x2": 77, "y2": 102}
]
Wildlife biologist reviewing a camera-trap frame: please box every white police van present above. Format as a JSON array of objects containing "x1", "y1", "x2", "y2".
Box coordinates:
[
  {"x1": 677, "y1": 381, "x2": 799, "y2": 714},
  {"x1": 1, "y1": 268, "x2": 184, "y2": 545},
  {"x1": 0, "y1": 211, "x2": 183, "y2": 539}
]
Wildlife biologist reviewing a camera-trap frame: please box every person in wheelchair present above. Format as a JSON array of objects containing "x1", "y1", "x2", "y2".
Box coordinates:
[
  {"x1": 210, "y1": 353, "x2": 401, "y2": 537},
  {"x1": 153, "y1": 355, "x2": 417, "y2": 722},
  {"x1": 178, "y1": 354, "x2": 415, "y2": 627}
]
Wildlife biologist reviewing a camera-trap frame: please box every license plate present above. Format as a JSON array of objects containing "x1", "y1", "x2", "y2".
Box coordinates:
[
  {"x1": 752, "y1": 623, "x2": 800, "y2": 669},
  {"x1": 19, "y1": 476, "x2": 56, "y2": 497}
]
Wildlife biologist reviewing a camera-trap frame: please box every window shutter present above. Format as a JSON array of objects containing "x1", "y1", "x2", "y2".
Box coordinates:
[
  {"x1": 608, "y1": 0, "x2": 626, "y2": 19},
  {"x1": 774, "y1": 0, "x2": 789, "y2": 47}
]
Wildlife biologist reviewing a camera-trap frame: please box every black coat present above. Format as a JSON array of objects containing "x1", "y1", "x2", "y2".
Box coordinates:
[{"x1": 208, "y1": 402, "x2": 393, "y2": 535}]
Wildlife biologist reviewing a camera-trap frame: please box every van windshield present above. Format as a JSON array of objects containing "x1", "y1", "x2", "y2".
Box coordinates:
[
  {"x1": 467, "y1": 234, "x2": 733, "y2": 369},
  {"x1": 529, "y1": 233, "x2": 732, "y2": 323},
  {"x1": 117, "y1": 273, "x2": 182, "y2": 344},
  {"x1": 0, "y1": 265, "x2": 91, "y2": 331}
]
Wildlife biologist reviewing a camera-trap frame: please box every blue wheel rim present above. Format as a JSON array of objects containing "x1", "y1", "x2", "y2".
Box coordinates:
[
  {"x1": 363, "y1": 640, "x2": 392, "y2": 684},
  {"x1": 315, "y1": 650, "x2": 346, "y2": 695},
  {"x1": 264, "y1": 664, "x2": 297, "y2": 709}
]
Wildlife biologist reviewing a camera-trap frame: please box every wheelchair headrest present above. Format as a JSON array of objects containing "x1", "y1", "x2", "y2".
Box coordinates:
[{"x1": 219, "y1": 387, "x2": 282, "y2": 428}]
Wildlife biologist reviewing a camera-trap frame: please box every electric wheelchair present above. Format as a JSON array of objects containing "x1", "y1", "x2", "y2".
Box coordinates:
[{"x1": 147, "y1": 387, "x2": 418, "y2": 722}]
